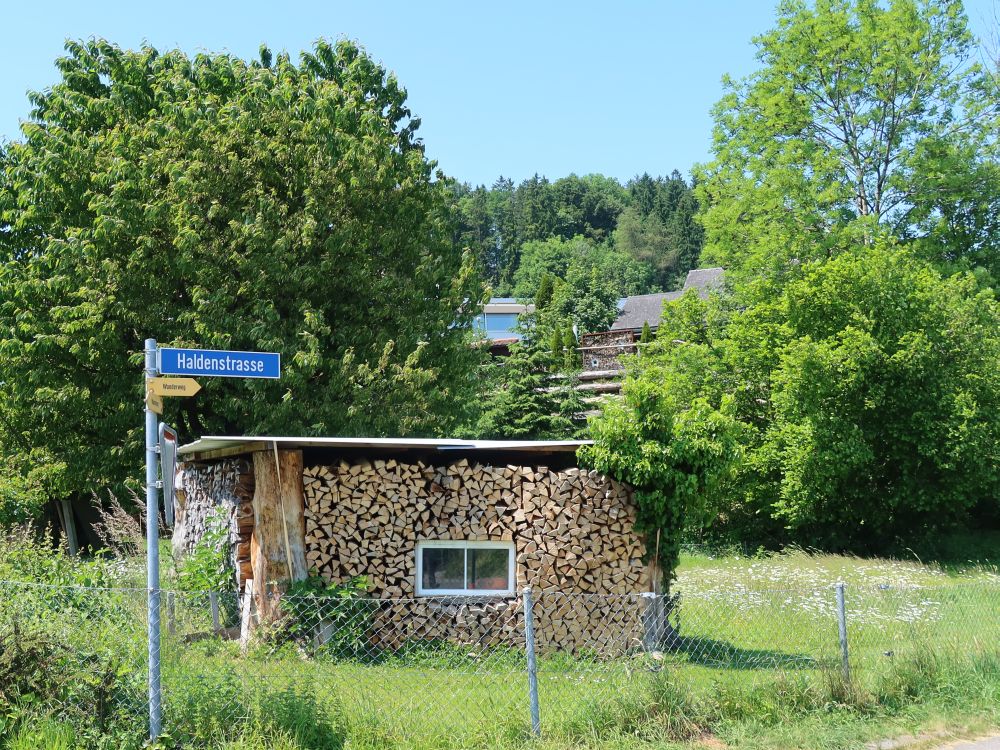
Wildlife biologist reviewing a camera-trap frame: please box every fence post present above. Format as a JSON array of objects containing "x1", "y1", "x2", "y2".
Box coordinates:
[
  {"x1": 209, "y1": 592, "x2": 220, "y2": 633},
  {"x1": 640, "y1": 592, "x2": 663, "y2": 651},
  {"x1": 522, "y1": 587, "x2": 541, "y2": 737},
  {"x1": 166, "y1": 592, "x2": 176, "y2": 636},
  {"x1": 835, "y1": 582, "x2": 850, "y2": 683}
]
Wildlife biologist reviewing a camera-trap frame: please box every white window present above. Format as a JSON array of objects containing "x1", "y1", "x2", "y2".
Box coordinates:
[{"x1": 415, "y1": 540, "x2": 515, "y2": 596}]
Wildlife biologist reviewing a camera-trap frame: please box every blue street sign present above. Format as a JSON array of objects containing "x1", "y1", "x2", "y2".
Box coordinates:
[{"x1": 157, "y1": 347, "x2": 281, "y2": 379}]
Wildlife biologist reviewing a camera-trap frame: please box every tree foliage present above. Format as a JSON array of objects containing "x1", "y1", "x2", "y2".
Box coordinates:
[
  {"x1": 591, "y1": 246, "x2": 1000, "y2": 560},
  {"x1": 616, "y1": 171, "x2": 704, "y2": 291},
  {"x1": 453, "y1": 171, "x2": 701, "y2": 295},
  {"x1": 588, "y1": 0, "x2": 1000, "y2": 570},
  {"x1": 697, "y1": 0, "x2": 999, "y2": 286},
  {"x1": 0, "y1": 39, "x2": 484, "y2": 501},
  {"x1": 748, "y1": 246, "x2": 1000, "y2": 548},
  {"x1": 579, "y1": 292, "x2": 745, "y2": 590},
  {"x1": 462, "y1": 320, "x2": 583, "y2": 441}
]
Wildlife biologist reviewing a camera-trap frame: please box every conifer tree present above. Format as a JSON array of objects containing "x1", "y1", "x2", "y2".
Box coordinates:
[{"x1": 639, "y1": 321, "x2": 653, "y2": 346}]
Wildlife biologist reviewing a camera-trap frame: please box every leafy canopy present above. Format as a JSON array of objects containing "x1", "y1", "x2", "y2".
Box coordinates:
[
  {"x1": 590, "y1": 246, "x2": 1000, "y2": 559},
  {"x1": 697, "y1": 0, "x2": 999, "y2": 286},
  {"x1": 452, "y1": 171, "x2": 702, "y2": 296},
  {"x1": 0, "y1": 39, "x2": 484, "y2": 502},
  {"x1": 588, "y1": 0, "x2": 1000, "y2": 571},
  {"x1": 749, "y1": 246, "x2": 1000, "y2": 549},
  {"x1": 580, "y1": 292, "x2": 745, "y2": 591}
]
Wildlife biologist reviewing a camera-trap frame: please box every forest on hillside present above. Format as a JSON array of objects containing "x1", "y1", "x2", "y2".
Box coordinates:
[{"x1": 450, "y1": 172, "x2": 703, "y2": 301}]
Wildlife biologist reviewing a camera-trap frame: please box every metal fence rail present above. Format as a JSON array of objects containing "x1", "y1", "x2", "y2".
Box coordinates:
[{"x1": 1, "y1": 579, "x2": 998, "y2": 744}]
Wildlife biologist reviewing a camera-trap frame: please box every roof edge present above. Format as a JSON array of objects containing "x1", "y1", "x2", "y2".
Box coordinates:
[{"x1": 178, "y1": 435, "x2": 594, "y2": 460}]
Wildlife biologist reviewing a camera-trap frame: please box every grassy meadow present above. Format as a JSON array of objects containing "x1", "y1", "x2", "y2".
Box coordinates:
[{"x1": 2, "y1": 540, "x2": 1000, "y2": 749}]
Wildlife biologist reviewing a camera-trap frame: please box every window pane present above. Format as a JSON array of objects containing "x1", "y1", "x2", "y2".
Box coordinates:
[
  {"x1": 468, "y1": 548, "x2": 509, "y2": 591},
  {"x1": 422, "y1": 548, "x2": 464, "y2": 591},
  {"x1": 485, "y1": 313, "x2": 520, "y2": 339}
]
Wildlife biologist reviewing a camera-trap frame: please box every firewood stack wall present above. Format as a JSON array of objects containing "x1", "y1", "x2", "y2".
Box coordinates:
[
  {"x1": 302, "y1": 457, "x2": 647, "y2": 652},
  {"x1": 174, "y1": 458, "x2": 255, "y2": 587}
]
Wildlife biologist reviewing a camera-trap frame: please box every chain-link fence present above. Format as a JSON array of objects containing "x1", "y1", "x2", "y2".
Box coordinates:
[{"x1": 1, "y1": 579, "x2": 998, "y2": 745}]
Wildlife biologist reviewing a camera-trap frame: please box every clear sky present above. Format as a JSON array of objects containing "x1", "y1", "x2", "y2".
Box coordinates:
[{"x1": 2, "y1": 1, "x2": 996, "y2": 186}]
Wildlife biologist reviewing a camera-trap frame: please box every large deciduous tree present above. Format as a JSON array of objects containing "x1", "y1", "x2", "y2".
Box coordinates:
[
  {"x1": 588, "y1": 0, "x2": 1000, "y2": 566},
  {"x1": 698, "y1": 0, "x2": 999, "y2": 286},
  {"x1": 587, "y1": 247, "x2": 1000, "y2": 567},
  {"x1": 0, "y1": 39, "x2": 484, "y2": 504}
]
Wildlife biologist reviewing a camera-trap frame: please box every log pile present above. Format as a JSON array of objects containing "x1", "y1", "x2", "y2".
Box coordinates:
[
  {"x1": 174, "y1": 458, "x2": 255, "y2": 587},
  {"x1": 302, "y1": 457, "x2": 647, "y2": 651}
]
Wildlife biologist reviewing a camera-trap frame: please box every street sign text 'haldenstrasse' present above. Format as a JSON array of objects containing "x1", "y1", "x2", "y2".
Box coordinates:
[{"x1": 157, "y1": 348, "x2": 280, "y2": 379}]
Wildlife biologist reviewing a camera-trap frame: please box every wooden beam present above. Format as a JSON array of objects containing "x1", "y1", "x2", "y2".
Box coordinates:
[
  {"x1": 181, "y1": 442, "x2": 269, "y2": 462},
  {"x1": 250, "y1": 449, "x2": 308, "y2": 622}
]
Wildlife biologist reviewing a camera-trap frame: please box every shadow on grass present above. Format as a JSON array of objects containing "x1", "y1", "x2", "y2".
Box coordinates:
[{"x1": 671, "y1": 636, "x2": 817, "y2": 670}]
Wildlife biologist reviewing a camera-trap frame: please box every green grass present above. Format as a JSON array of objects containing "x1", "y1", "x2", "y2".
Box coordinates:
[
  {"x1": 4, "y1": 547, "x2": 1000, "y2": 749},
  {"x1": 146, "y1": 549, "x2": 1000, "y2": 749}
]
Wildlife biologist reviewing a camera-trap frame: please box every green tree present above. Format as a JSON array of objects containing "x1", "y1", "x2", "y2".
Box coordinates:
[
  {"x1": 697, "y1": 0, "x2": 996, "y2": 287},
  {"x1": 452, "y1": 171, "x2": 693, "y2": 297},
  {"x1": 512, "y1": 236, "x2": 583, "y2": 299},
  {"x1": 580, "y1": 293, "x2": 745, "y2": 589},
  {"x1": 613, "y1": 207, "x2": 678, "y2": 289},
  {"x1": 639, "y1": 321, "x2": 653, "y2": 346},
  {"x1": 550, "y1": 174, "x2": 629, "y2": 242},
  {"x1": 0, "y1": 39, "x2": 484, "y2": 506},
  {"x1": 591, "y1": 247, "x2": 1000, "y2": 556},
  {"x1": 550, "y1": 265, "x2": 620, "y2": 335},
  {"x1": 463, "y1": 321, "x2": 583, "y2": 440},
  {"x1": 534, "y1": 274, "x2": 555, "y2": 311},
  {"x1": 748, "y1": 246, "x2": 1000, "y2": 549},
  {"x1": 453, "y1": 184, "x2": 501, "y2": 287},
  {"x1": 617, "y1": 171, "x2": 704, "y2": 290},
  {"x1": 562, "y1": 321, "x2": 579, "y2": 371},
  {"x1": 513, "y1": 234, "x2": 651, "y2": 302},
  {"x1": 549, "y1": 325, "x2": 564, "y2": 369}
]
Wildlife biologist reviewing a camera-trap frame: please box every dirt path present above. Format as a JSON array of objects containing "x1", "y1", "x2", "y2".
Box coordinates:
[{"x1": 937, "y1": 739, "x2": 1000, "y2": 750}]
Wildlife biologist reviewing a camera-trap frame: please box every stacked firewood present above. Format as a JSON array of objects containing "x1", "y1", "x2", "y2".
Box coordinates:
[
  {"x1": 301, "y1": 458, "x2": 647, "y2": 651},
  {"x1": 174, "y1": 458, "x2": 254, "y2": 585}
]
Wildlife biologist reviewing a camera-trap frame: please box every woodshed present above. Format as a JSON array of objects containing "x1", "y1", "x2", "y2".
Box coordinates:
[{"x1": 173, "y1": 436, "x2": 651, "y2": 650}]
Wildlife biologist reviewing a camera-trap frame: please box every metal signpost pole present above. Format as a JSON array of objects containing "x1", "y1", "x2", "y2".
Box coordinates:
[{"x1": 144, "y1": 339, "x2": 162, "y2": 739}]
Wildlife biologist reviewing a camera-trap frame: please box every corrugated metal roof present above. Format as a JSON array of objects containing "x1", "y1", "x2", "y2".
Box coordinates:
[{"x1": 178, "y1": 435, "x2": 591, "y2": 460}]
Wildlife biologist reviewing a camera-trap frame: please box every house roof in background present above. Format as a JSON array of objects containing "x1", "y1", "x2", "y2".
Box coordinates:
[
  {"x1": 609, "y1": 267, "x2": 725, "y2": 332},
  {"x1": 483, "y1": 299, "x2": 533, "y2": 314},
  {"x1": 684, "y1": 267, "x2": 725, "y2": 294},
  {"x1": 610, "y1": 291, "x2": 682, "y2": 331},
  {"x1": 178, "y1": 435, "x2": 592, "y2": 462}
]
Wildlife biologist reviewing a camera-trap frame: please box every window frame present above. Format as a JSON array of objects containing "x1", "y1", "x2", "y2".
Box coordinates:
[{"x1": 415, "y1": 540, "x2": 516, "y2": 597}]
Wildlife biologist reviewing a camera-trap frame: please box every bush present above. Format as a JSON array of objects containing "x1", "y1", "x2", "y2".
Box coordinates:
[
  {"x1": 0, "y1": 625, "x2": 64, "y2": 716},
  {"x1": 175, "y1": 508, "x2": 233, "y2": 594},
  {"x1": 592, "y1": 245, "x2": 1000, "y2": 557},
  {"x1": 0, "y1": 527, "x2": 131, "y2": 590},
  {"x1": 0, "y1": 458, "x2": 61, "y2": 529},
  {"x1": 281, "y1": 576, "x2": 371, "y2": 660},
  {"x1": 0, "y1": 623, "x2": 146, "y2": 750}
]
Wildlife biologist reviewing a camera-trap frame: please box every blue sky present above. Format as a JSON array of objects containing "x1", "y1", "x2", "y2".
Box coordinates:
[{"x1": 2, "y1": 1, "x2": 996, "y2": 186}]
